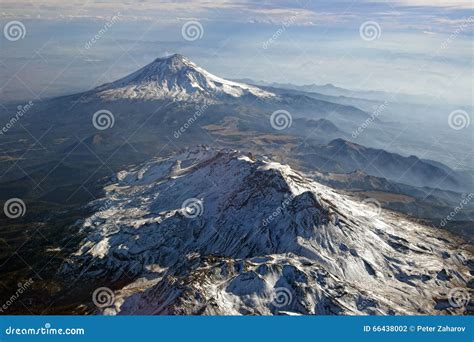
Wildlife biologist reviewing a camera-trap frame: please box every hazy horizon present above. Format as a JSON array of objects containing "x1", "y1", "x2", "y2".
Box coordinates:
[{"x1": 0, "y1": 0, "x2": 473, "y2": 105}]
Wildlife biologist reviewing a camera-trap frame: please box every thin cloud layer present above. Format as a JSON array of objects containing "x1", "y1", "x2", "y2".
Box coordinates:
[{"x1": 1, "y1": 0, "x2": 472, "y2": 32}]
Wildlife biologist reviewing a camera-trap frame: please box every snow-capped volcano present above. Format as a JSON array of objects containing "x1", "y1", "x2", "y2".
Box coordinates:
[
  {"x1": 92, "y1": 54, "x2": 276, "y2": 101},
  {"x1": 63, "y1": 147, "x2": 472, "y2": 315}
]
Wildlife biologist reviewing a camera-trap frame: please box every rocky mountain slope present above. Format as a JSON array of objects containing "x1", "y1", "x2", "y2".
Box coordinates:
[{"x1": 62, "y1": 147, "x2": 473, "y2": 315}]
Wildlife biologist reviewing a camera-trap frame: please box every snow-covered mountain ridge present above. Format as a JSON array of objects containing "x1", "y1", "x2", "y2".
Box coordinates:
[
  {"x1": 63, "y1": 146, "x2": 473, "y2": 315},
  {"x1": 91, "y1": 54, "x2": 276, "y2": 102}
]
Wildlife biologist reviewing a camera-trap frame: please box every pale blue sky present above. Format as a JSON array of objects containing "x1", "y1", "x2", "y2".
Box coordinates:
[{"x1": 0, "y1": 0, "x2": 472, "y2": 104}]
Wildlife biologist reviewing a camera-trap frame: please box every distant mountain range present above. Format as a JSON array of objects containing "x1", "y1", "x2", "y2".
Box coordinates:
[
  {"x1": 233, "y1": 78, "x2": 446, "y2": 105},
  {"x1": 294, "y1": 138, "x2": 467, "y2": 192}
]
